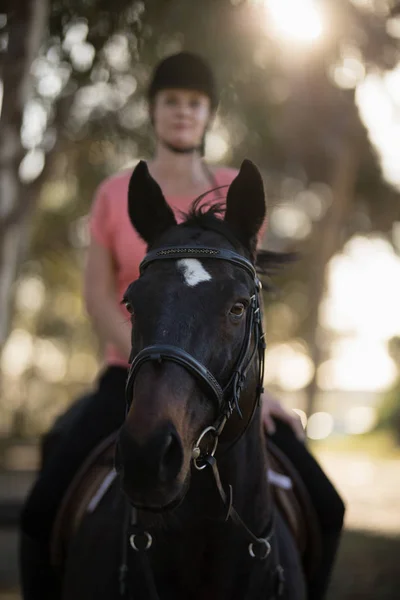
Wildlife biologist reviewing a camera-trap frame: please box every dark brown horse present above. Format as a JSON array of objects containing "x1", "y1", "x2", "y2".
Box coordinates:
[{"x1": 60, "y1": 160, "x2": 306, "y2": 600}]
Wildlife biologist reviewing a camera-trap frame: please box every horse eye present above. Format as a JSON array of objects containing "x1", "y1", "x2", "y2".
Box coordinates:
[
  {"x1": 124, "y1": 301, "x2": 134, "y2": 315},
  {"x1": 230, "y1": 303, "x2": 245, "y2": 318}
]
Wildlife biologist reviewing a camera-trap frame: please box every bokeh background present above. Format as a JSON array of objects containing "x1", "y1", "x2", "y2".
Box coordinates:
[{"x1": 1, "y1": 0, "x2": 400, "y2": 598}]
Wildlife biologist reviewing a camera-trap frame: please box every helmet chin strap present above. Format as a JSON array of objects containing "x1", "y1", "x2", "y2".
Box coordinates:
[{"x1": 161, "y1": 139, "x2": 202, "y2": 154}]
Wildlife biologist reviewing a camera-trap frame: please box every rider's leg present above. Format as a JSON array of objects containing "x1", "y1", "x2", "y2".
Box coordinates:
[
  {"x1": 269, "y1": 419, "x2": 345, "y2": 600},
  {"x1": 40, "y1": 391, "x2": 96, "y2": 469},
  {"x1": 19, "y1": 366, "x2": 128, "y2": 600},
  {"x1": 19, "y1": 532, "x2": 61, "y2": 600}
]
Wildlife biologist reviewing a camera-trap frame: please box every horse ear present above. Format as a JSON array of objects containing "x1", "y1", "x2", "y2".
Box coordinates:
[
  {"x1": 224, "y1": 160, "x2": 266, "y2": 253},
  {"x1": 128, "y1": 161, "x2": 177, "y2": 246}
]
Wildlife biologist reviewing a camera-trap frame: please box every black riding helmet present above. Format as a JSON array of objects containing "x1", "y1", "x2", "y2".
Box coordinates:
[{"x1": 147, "y1": 51, "x2": 218, "y2": 110}]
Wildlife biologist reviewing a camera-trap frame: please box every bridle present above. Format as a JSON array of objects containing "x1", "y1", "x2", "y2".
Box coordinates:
[
  {"x1": 125, "y1": 246, "x2": 265, "y2": 447},
  {"x1": 122, "y1": 245, "x2": 285, "y2": 599}
]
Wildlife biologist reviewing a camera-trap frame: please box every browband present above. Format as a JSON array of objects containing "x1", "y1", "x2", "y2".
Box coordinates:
[{"x1": 139, "y1": 247, "x2": 256, "y2": 280}]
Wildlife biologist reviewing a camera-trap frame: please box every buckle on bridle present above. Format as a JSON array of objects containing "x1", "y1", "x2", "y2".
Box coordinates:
[
  {"x1": 192, "y1": 426, "x2": 219, "y2": 470},
  {"x1": 129, "y1": 531, "x2": 153, "y2": 552},
  {"x1": 248, "y1": 538, "x2": 271, "y2": 560}
]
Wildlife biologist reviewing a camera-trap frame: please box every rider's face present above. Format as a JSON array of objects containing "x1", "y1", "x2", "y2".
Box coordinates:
[{"x1": 152, "y1": 89, "x2": 211, "y2": 151}]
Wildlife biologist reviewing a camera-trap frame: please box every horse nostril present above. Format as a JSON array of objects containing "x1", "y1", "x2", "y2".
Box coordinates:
[{"x1": 159, "y1": 430, "x2": 183, "y2": 484}]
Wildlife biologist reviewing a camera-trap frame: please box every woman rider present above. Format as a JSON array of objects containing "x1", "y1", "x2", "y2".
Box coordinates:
[{"x1": 19, "y1": 51, "x2": 344, "y2": 600}]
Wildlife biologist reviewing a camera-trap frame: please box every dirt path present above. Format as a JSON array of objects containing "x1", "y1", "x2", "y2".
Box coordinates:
[{"x1": 316, "y1": 450, "x2": 400, "y2": 535}]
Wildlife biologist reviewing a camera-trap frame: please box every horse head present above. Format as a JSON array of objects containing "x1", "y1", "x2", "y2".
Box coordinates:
[{"x1": 115, "y1": 160, "x2": 266, "y2": 510}]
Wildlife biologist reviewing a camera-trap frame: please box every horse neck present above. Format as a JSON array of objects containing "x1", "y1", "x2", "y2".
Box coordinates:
[{"x1": 217, "y1": 408, "x2": 271, "y2": 534}]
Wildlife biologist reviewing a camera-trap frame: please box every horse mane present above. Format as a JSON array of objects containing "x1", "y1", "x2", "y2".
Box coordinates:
[
  {"x1": 179, "y1": 192, "x2": 298, "y2": 292},
  {"x1": 180, "y1": 186, "x2": 227, "y2": 224}
]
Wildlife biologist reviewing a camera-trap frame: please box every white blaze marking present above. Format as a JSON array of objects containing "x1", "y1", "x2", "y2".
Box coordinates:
[{"x1": 177, "y1": 259, "x2": 212, "y2": 287}]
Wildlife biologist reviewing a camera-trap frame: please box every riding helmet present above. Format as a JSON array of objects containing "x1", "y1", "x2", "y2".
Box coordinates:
[{"x1": 147, "y1": 51, "x2": 217, "y2": 110}]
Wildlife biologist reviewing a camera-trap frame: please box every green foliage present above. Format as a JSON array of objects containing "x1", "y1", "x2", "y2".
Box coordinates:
[{"x1": 2, "y1": 0, "x2": 400, "y2": 436}]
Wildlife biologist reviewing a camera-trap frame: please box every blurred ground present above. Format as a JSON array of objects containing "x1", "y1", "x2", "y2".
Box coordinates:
[
  {"x1": 317, "y1": 447, "x2": 400, "y2": 536},
  {"x1": 319, "y1": 447, "x2": 400, "y2": 600},
  {"x1": 0, "y1": 442, "x2": 399, "y2": 599}
]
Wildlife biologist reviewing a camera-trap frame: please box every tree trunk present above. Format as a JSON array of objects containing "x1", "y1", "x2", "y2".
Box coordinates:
[
  {"x1": 304, "y1": 136, "x2": 361, "y2": 416},
  {"x1": 0, "y1": 0, "x2": 49, "y2": 353}
]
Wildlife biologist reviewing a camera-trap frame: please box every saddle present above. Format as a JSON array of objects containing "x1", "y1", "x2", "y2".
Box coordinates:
[{"x1": 51, "y1": 434, "x2": 321, "y2": 580}]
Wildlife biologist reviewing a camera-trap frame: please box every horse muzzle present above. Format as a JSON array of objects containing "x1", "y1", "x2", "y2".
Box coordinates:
[{"x1": 115, "y1": 422, "x2": 188, "y2": 510}]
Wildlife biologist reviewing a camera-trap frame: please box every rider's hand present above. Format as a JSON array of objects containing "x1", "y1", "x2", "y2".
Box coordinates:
[{"x1": 261, "y1": 390, "x2": 305, "y2": 442}]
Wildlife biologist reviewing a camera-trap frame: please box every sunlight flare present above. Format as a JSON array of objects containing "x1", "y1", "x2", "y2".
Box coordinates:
[{"x1": 265, "y1": 0, "x2": 324, "y2": 43}]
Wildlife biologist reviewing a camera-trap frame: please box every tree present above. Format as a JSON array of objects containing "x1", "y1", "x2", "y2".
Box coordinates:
[
  {"x1": 2, "y1": 0, "x2": 400, "y2": 435},
  {"x1": 0, "y1": 0, "x2": 156, "y2": 356},
  {"x1": 0, "y1": 0, "x2": 49, "y2": 353}
]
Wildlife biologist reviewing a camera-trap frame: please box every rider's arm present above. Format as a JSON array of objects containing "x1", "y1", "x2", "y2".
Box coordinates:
[
  {"x1": 84, "y1": 178, "x2": 132, "y2": 361},
  {"x1": 84, "y1": 237, "x2": 132, "y2": 361}
]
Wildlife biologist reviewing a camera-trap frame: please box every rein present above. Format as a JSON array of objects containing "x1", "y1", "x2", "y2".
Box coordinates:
[{"x1": 122, "y1": 244, "x2": 284, "y2": 599}]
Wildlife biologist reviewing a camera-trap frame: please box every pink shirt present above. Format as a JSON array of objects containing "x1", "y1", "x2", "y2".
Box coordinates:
[{"x1": 89, "y1": 166, "x2": 239, "y2": 367}]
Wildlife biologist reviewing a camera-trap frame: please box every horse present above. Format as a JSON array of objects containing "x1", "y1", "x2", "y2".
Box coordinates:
[{"x1": 58, "y1": 159, "x2": 306, "y2": 600}]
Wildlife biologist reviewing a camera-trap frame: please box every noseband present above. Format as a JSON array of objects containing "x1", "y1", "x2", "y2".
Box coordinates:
[{"x1": 125, "y1": 245, "x2": 266, "y2": 452}]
